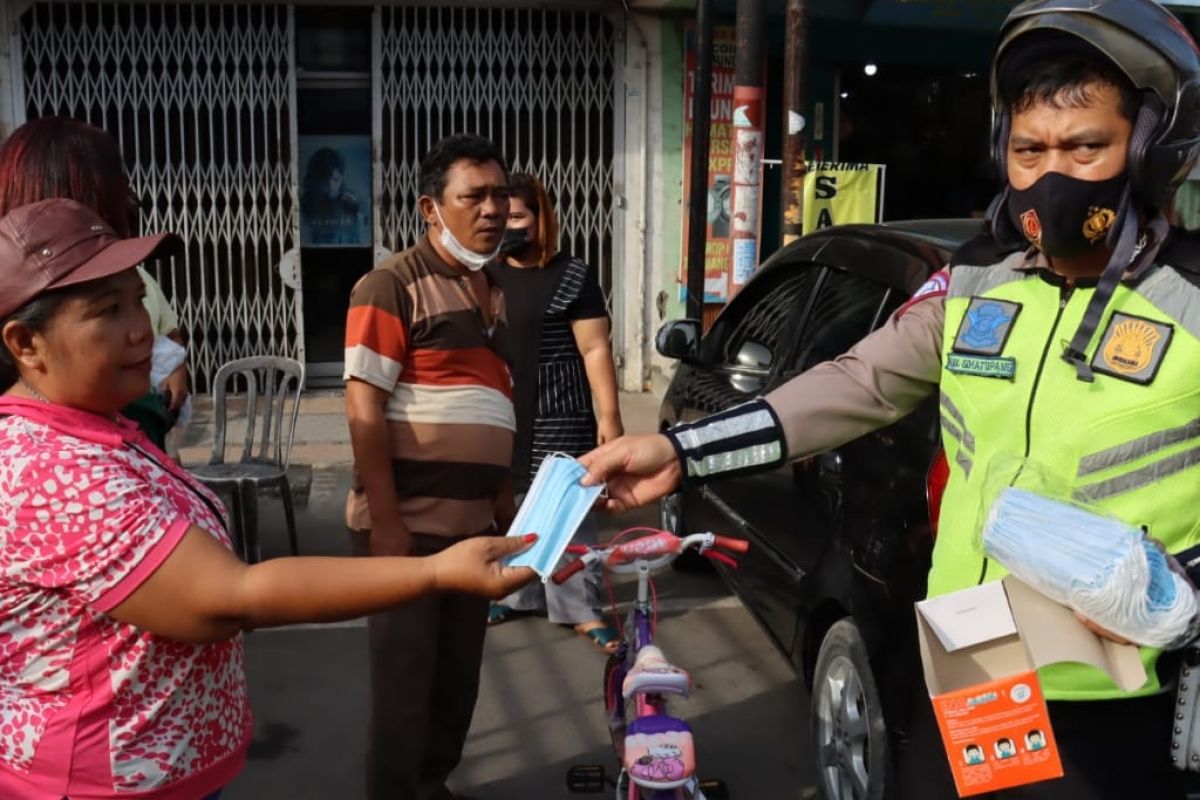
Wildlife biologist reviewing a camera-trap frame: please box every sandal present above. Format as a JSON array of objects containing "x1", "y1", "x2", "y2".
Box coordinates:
[
  {"x1": 575, "y1": 621, "x2": 620, "y2": 654},
  {"x1": 488, "y1": 602, "x2": 523, "y2": 626}
]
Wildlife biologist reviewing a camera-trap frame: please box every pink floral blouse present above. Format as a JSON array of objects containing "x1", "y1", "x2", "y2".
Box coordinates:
[{"x1": 0, "y1": 398, "x2": 251, "y2": 799}]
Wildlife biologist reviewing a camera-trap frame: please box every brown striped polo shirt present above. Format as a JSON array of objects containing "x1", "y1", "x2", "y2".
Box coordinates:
[{"x1": 343, "y1": 235, "x2": 514, "y2": 536}]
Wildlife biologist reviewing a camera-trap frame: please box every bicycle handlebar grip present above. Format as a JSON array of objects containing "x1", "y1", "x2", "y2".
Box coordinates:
[
  {"x1": 552, "y1": 558, "x2": 587, "y2": 585},
  {"x1": 713, "y1": 535, "x2": 750, "y2": 553}
]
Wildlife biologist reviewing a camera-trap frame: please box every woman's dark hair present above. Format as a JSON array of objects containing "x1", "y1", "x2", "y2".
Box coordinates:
[
  {"x1": 507, "y1": 172, "x2": 541, "y2": 217},
  {"x1": 418, "y1": 134, "x2": 507, "y2": 201},
  {"x1": 0, "y1": 116, "x2": 135, "y2": 235},
  {"x1": 303, "y1": 147, "x2": 346, "y2": 193},
  {"x1": 1001, "y1": 35, "x2": 1140, "y2": 122},
  {"x1": 0, "y1": 288, "x2": 82, "y2": 391}
]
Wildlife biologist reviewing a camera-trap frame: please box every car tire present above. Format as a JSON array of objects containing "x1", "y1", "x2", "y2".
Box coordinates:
[
  {"x1": 812, "y1": 618, "x2": 889, "y2": 800},
  {"x1": 659, "y1": 491, "x2": 683, "y2": 535}
]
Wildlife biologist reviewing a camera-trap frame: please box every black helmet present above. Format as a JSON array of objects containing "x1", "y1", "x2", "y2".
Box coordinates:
[
  {"x1": 990, "y1": 0, "x2": 1200, "y2": 210},
  {"x1": 982, "y1": 1, "x2": 1200, "y2": 384}
]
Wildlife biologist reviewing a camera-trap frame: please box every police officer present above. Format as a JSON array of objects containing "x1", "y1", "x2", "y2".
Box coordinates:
[{"x1": 581, "y1": 1, "x2": 1200, "y2": 797}]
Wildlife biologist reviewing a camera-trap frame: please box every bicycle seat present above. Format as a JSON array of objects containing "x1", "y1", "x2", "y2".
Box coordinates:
[
  {"x1": 623, "y1": 644, "x2": 691, "y2": 699},
  {"x1": 624, "y1": 714, "x2": 696, "y2": 790}
]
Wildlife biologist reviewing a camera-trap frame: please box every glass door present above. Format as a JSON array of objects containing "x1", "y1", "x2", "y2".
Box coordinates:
[{"x1": 295, "y1": 7, "x2": 375, "y2": 386}]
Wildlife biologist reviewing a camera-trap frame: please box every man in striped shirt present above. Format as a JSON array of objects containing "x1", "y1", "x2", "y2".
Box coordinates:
[{"x1": 344, "y1": 134, "x2": 514, "y2": 800}]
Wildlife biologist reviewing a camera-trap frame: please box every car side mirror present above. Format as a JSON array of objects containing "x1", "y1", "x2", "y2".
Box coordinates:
[{"x1": 655, "y1": 319, "x2": 702, "y2": 361}]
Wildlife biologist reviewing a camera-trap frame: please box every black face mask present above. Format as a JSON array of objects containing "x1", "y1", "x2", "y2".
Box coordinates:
[
  {"x1": 1007, "y1": 172, "x2": 1126, "y2": 259},
  {"x1": 497, "y1": 228, "x2": 534, "y2": 257}
]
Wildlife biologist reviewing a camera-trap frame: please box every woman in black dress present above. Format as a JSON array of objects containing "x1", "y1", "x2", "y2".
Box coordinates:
[{"x1": 487, "y1": 173, "x2": 623, "y2": 651}]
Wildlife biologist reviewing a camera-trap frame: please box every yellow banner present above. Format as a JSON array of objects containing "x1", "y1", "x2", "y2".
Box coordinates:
[{"x1": 803, "y1": 163, "x2": 884, "y2": 233}]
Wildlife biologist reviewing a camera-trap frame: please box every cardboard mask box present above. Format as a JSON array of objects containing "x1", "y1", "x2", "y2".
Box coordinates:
[{"x1": 915, "y1": 576, "x2": 1147, "y2": 797}]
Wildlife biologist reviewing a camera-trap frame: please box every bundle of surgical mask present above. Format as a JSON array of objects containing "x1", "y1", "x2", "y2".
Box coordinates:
[
  {"x1": 504, "y1": 453, "x2": 603, "y2": 581},
  {"x1": 982, "y1": 487, "x2": 1196, "y2": 648}
]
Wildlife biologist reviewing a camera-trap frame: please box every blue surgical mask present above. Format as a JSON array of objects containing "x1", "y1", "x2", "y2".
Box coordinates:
[
  {"x1": 983, "y1": 487, "x2": 1195, "y2": 647},
  {"x1": 504, "y1": 454, "x2": 603, "y2": 580}
]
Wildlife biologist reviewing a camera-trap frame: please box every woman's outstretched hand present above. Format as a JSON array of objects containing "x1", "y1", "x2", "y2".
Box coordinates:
[
  {"x1": 432, "y1": 535, "x2": 539, "y2": 598},
  {"x1": 579, "y1": 433, "x2": 682, "y2": 513}
]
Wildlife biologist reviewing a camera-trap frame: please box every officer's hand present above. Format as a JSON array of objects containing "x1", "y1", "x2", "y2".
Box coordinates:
[{"x1": 579, "y1": 433, "x2": 681, "y2": 513}]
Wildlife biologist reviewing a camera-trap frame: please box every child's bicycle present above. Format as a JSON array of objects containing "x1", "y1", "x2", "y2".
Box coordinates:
[{"x1": 558, "y1": 528, "x2": 749, "y2": 800}]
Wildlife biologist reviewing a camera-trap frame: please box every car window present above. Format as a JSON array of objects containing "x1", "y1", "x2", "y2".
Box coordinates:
[
  {"x1": 784, "y1": 268, "x2": 892, "y2": 377},
  {"x1": 713, "y1": 267, "x2": 821, "y2": 373}
]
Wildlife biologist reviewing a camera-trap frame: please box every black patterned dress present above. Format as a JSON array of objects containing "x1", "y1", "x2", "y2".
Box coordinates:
[{"x1": 488, "y1": 252, "x2": 609, "y2": 493}]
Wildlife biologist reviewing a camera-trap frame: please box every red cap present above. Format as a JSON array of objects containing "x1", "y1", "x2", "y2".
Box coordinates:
[{"x1": 0, "y1": 198, "x2": 181, "y2": 319}]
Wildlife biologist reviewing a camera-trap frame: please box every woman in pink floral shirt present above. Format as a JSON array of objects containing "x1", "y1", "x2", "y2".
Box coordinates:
[{"x1": 0, "y1": 200, "x2": 535, "y2": 797}]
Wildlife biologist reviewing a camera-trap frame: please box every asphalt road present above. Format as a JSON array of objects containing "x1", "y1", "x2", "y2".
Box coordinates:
[{"x1": 220, "y1": 470, "x2": 817, "y2": 800}]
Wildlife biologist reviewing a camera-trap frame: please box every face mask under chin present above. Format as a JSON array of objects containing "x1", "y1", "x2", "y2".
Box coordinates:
[
  {"x1": 1006, "y1": 172, "x2": 1127, "y2": 260},
  {"x1": 432, "y1": 204, "x2": 501, "y2": 271}
]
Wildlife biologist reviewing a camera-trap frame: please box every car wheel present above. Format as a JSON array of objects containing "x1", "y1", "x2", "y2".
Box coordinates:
[
  {"x1": 812, "y1": 618, "x2": 889, "y2": 800},
  {"x1": 662, "y1": 492, "x2": 712, "y2": 574},
  {"x1": 660, "y1": 491, "x2": 683, "y2": 534}
]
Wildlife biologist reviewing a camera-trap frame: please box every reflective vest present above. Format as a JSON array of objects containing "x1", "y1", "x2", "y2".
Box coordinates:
[{"x1": 937, "y1": 248, "x2": 1200, "y2": 701}]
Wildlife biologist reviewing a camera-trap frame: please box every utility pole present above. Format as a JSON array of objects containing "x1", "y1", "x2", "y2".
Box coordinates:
[
  {"x1": 781, "y1": 0, "x2": 808, "y2": 245},
  {"x1": 727, "y1": 0, "x2": 765, "y2": 299},
  {"x1": 685, "y1": 0, "x2": 714, "y2": 321}
]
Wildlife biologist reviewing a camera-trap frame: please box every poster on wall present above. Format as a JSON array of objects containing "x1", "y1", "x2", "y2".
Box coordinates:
[
  {"x1": 679, "y1": 24, "x2": 737, "y2": 304},
  {"x1": 299, "y1": 135, "x2": 372, "y2": 248},
  {"x1": 802, "y1": 163, "x2": 886, "y2": 233}
]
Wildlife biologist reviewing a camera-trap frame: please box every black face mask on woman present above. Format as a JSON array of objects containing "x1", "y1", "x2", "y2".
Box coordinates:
[
  {"x1": 1007, "y1": 172, "x2": 1126, "y2": 259},
  {"x1": 497, "y1": 227, "x2": 534, "y2": 257}
]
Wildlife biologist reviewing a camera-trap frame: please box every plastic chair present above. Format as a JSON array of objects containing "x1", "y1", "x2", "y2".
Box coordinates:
[{"x1": 188, "y1": 356, "x2": 305, "y2": 563}]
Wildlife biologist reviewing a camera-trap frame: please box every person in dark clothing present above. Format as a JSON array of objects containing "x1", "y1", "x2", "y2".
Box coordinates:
[{"x1": 485, "y1": 172, "x2": 623, "y2": 652}]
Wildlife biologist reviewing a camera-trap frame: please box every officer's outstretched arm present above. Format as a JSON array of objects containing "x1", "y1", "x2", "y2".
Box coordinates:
[
  {"x1": 581, "y1": 290, "x2": 945, "y2": 512},
  {"x1": 767, "y1": 291, "x2": 944, "y2": 461}
]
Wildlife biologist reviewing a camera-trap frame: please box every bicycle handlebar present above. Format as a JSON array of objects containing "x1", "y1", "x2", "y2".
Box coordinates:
[
  {"x1": 550, "y1": 529, "x2": 749, "y2": 585},
  {"x1": 552, "y1": 557, "x2": 588, "y2": 584},
  {"x1": 712, "y1": 535, "x2": 749, "y2": 554}
]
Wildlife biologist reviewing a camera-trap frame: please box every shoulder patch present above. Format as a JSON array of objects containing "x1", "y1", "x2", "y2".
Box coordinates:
[{"x1": 895, "y1": 268, "x2": 948, "y2": 319}]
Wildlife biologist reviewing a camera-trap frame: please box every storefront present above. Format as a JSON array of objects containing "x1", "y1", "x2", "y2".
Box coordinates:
[{"x1": 3, "y1": 0, "x2": 623, "y2": 390}]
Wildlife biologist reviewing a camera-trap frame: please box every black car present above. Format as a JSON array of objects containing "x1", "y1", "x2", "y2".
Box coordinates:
[{"x1": 655, "y1": 220, "x2": 981, "y2": 800}]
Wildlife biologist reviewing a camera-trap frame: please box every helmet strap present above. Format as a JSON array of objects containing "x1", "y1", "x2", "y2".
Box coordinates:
[
  {"x1": 1061, "y1": 189, "x2": 1168, "y2": 382},
  {"x1": 1062, "y1": 96, "x2": 1169, "y2": 382}
]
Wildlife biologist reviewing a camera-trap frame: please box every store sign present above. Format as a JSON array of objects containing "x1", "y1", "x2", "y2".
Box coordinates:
[
  {"x1": 803, "y1": 162, "x2": 885, "y2": 232},
  {"x1": 680, "y1": 25, "x2": 737, "y2": 303}
]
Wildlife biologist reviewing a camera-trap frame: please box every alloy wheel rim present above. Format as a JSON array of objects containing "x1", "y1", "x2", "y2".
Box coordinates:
[{"x1": 815, "y1": 653, "x2": 873, "y2": 800}]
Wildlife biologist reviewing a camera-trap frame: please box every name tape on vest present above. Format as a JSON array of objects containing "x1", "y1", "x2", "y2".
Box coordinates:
[{"x1": 947, "y1": 353, "x2": 1017, "y2": 380}]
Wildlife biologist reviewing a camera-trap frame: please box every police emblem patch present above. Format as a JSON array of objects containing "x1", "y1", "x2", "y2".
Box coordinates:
[
  {"x1": 1083, "y1": 205, "x2": 1117, "y2": 244},
  {"x1": 1020, "y1": 209, "x2": 1042, "y2": 247},
  {"x1": 952, "y1": 297, "x2": 1022, "y2": 357},
  {"x1": 1091, "y1": 313, "x2": 1173, "y2": 384}
]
